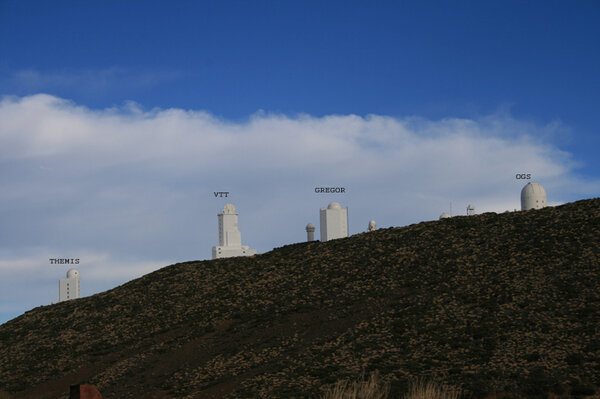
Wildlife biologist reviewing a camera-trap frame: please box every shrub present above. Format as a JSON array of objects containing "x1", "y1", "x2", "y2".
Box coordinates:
[
  {"x1": 570, "y1": 381, "x2": 595, "y2": 396},
  {"x1": 404, "y1": 379, "x2": 462, "y2": 399},
  {"x1": 322, "y1": 371, "x2": 390, "y2": 399},
  {"x1": 321, "y1": 373, "x2": 462, "y2": 399},
  {"x1": 518, "y1": 367, "x2": 556, "y2": 398},
  {"x1": 566, "y1": 353, "x2": 584, "y2": 366}
]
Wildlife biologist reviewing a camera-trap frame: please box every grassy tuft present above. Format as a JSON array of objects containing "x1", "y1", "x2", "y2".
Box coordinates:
[
  {"x1": 404, "y1": 379, "x2": 462, "y2": 399},
  {"x1": 322, "y1": 371, "x2": 390, "y2": 399},
  {"x1": 322, "y1": 373, "x2": 461, "y2": 399}
]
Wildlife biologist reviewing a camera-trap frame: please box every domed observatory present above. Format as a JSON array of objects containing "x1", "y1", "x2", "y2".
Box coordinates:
[
  {"x1": 306, "y1": 223, "x2": 316, "y2": 242},
  {"x1": 521, "y1": 182, "x2": 547, "y2": 210},
  {"x1": 212, "y1": 204, "x2": 257, "y2": 259},
  {"x1": 367, "y1": 220, "x2": 377, "y2": 232},
  {"x1": 59, "y1": 269, "x2": 80, "y2": 302},
  {"x1": 320, "y1": 202, "x2": 348, "y2": 242},
  {"x1": 439, "y1": 212, "x2": 451, "y2": 220}
]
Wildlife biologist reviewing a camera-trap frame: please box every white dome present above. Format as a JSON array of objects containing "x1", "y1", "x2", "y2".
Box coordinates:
[
  {"x1": 306, "y1": 223, "x2": 315, "y2": 231},
  {"x1": 521, "y1": 182, "x2": 547, "y2": 210},
  {"x1": 327, "y1": 202, "x2": 342, "y2": 210},
  {"x1": 439, "y1": 212, "x2": 451, "y2": 219},
  {"x1": 223, "y1": 204, "x2": 236, "y2": 214},
  {"x1": 66, "y1": 269, "x2": 79, "y2": 278}
]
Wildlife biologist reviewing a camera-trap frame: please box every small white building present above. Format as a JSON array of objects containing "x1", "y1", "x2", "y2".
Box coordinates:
[
  {"x1": 320, "y1": 202, "x2": 348, "y2": 242},
  {"x1": 306, "y1": 223, "x2": 316, "y2": 241},
  {"x1": 521, "y1": 182, "x2": 547, "y2": 210},
  {"x1": 212, "y1": 204, "x2": 256, "y2": 259},
  {"x1": 367, "y1": 220, "x2": 377, "y2": 232},
  {"x1": 59, "y1": 269, "x2": 80, "y2": 302}
]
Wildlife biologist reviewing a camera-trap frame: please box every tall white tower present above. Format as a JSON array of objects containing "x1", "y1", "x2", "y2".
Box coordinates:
[
  {"x1": 320, "y1": 202, "x2": 348, "y2": 242},
  {"x1": 59, "y1": 269, "x2": 80, "y2": 302},
  {"x1": 521, "y1": 182, "x2": 547, "y2": 210},
  {"x1": 306, "y1": 223, "x2": 315, "y2": 241},
  {"x1": 212, "y1": 204, "x2": 256, "y2": 259}
]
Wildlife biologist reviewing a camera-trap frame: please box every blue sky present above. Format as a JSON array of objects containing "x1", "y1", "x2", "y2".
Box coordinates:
[{"x1": 1, "y1": 1, "x2": 599, "y2": 324}]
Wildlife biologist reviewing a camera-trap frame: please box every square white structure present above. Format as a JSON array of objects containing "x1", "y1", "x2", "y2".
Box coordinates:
[
  {"x1": 320, "y1": 202, "x2": 348, "y2": 241},
  {"x1": 59, "y1": 269, "x2": 80, "y2": 302}
]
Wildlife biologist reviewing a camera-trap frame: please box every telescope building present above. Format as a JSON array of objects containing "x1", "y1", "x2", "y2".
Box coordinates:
[{"x1": 212, "y1": 204, "x2": 256, "y2": 259}]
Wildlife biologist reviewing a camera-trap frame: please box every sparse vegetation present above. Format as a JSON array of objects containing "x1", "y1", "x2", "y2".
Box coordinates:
[
  {"x1": 322, "y1": 373, "x2": 461, "y2": 399},
  {"x1": 322, "y1": 371, "x2": 390, "y2": 399},
  {"x1": 403, "y1": 379, "x2": 461, "y2": 399},
  {"x1": 1, "y1": 198, "x2": 599, "y2": 398}
]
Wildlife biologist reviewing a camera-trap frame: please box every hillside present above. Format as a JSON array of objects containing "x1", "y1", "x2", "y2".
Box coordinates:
[{"x1": 1, "y1": 199, "x2": 600, "y2": 399}]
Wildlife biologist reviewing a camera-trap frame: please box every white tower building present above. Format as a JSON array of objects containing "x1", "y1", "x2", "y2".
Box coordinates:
[
  {"x1": 521, "y1": 182, "x2": 547, "y2": 210},
  {"x1": 367, "y1": 220, "x2": 376, "y2": 232},
  {"x1": 320, "y1": 202, "x2": 348, "y2": 242},
  {"x1": 212, "y1": 204, "x2": 256, "y2": 259},
  {"x1": 59, "y1": 269, "x2": 80, "y2": 302},
  {"x1": 306, "y1": 223, "x2": 315, "y2": 241}
]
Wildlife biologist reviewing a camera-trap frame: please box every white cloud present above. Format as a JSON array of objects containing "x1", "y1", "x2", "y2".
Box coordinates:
[{"x1": 0, "y1": 94, "x2": 598, "y2": 324}]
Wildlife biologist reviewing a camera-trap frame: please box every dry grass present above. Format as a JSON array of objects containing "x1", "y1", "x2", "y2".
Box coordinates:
[
  {"x1": 322, "y1": 371, "x2": 390, "y2": 399},
  {"x1": 404, "y1": 379, "x2": 462, "y2": 399},
  {"x1": 322, "y1": 373, "x2": 461, "y2": 399}
]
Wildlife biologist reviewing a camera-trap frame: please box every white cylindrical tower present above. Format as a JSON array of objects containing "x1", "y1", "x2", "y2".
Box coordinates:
[
  {"x1": 521, "y1": 182, "x2": 547, "y2": 210},
  {"x1": 306, "y1": 223, "x2": 315, "y2": 241},
  {"x1": 218, "y1": 204, "x2": 242, "y2": 247},
  {"x1": 367, "y1": 220, "x2": 376, "y2": 232},
  {"x1": 212, "y1": 204, "x2": 256, "y2": 259}
]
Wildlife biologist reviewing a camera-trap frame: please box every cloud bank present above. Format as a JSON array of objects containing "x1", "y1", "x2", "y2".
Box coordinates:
[{"x1": 0, "y1": 94, "x2": 596, "y2": 324}]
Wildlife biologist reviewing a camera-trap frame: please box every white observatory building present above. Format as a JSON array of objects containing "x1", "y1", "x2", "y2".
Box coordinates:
[
  {"x1": 306, "y1": 223, "x2": 316, "y2": 241},
  {"x1": 320, "y1": 202, "x2": 348, "y2": 242},
  {"x1": 59, "y1": 269, "x2": 80, "y2": 302},
  {"x1": 212, "y1": 204, "x2": 256, "y2": 259},
  {"x1": 521, "y1": 182, "x2": 547, "y2": 210},
  {"x1": 367, "y1": 220, "x2": 377, "y2": 232}
]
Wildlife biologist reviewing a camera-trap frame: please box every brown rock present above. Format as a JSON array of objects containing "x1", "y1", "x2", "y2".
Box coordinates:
[{"x1": 69, "y1": 384, "x2": 102, "y2": 399}]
